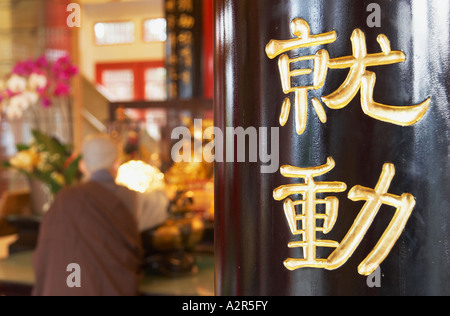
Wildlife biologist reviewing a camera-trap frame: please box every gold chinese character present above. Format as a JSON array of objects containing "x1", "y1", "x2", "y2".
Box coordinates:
[
  {"x1": 168, "y1": 51, "x2": 178, "y2": 65},
  {"x1": 169, "y1": 82, "x2": 178, "y2": 98},
  {"x1": 168, "y1": 67, "x2": 178, "y2": 80},
  {"x1": 274, "y1": 158, "x2": 416, "y2": 276},
  {"x1": 177, "y1": 0, "x2": 193, "y2": 12},
  {"x1": 266, "y1": 19, "x2": 337, "y2": 135},
  {"x1": 328, "y1": 163, "x2": 416, "y2": 276},
  {"x1": 178, "y1": 31, "x2": 193, "y2": 45},
  {"x1": 273, "y1": 157, "x2": 347, "y2": 271},
  {"x1": 323, "y1": 29, "x2": 431, "y2": 126},
  {"x1": 166, "y1": 14, "x2": 177, "y2": 30},
  {"x1": 266, "y1": 19, "x2": 431, "y2": 135},
  {"x1": 166, "y1": 0, "x2": 176, "y2": 12},
  {"x1": 178, "y1": 14, "x2": 195, "y2": 29},
  {"x1": 180, "y1": 46, "x2": 193, "y2": 68},
  {"x1": 180, "y1": 70, "x2": 191, "y2": 85}
]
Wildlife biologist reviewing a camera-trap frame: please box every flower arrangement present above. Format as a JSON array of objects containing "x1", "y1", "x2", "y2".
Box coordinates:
[
  {"x1": 2, "y1": 130, "x2": 81, "y2": 195},
  {"x1": 0, "y1": 56, "x2": 78, "y2": 119}
]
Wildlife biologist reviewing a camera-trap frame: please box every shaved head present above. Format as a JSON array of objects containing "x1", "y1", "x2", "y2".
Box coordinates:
[{"x1": 82, "y1": 135, "x2": 119, "y2": 174}]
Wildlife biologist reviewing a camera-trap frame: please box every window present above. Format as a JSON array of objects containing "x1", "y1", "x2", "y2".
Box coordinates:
[
  {"x1": 143, "y1": 18, "x2": 167, "y2": 42},
  {"x1": 94, "y1": 21, "x2": 135, "y2": 45},
  {"x1": 145, "y1": 67, "x2": 167, "y2": 101},
  {"x1": 102, "y1": 69, "x2": 135, "y2": 101}
]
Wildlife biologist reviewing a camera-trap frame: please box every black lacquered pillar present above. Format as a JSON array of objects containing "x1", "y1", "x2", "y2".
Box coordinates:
[{"x1": 214, "y1": 0, "x2": 450, "y2": 296}]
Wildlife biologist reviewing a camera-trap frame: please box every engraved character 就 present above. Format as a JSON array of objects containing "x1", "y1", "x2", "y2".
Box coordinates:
[{"x1": 266, "y1": 19, "x2": 337, "y2": 135}]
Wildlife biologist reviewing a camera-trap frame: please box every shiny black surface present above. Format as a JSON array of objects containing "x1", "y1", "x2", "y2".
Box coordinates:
[{"x1": 214, "y1": 0, "x2": 450, "y2": 295}]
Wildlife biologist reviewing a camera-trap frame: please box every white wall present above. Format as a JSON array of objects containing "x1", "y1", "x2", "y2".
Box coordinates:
[{"x1": 79, "y1": 0, "x2": 165, "y2": 82}]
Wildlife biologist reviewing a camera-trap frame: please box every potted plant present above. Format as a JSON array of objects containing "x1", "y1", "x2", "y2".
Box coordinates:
[{"x1": 2, "y1": 130, "x2": 81, "y2": 215}]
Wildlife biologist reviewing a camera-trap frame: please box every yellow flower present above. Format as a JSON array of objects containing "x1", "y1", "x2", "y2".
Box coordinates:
[
  {"x1": 51, "y1": 172, "x2": 65, "y2": 186},
  {"x1": 9, "y1": 148, "x2": 41, "y2": 173}
]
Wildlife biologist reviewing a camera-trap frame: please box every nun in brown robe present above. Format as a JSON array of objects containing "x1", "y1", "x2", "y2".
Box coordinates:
[{"x1": 32, "y1": 135, "x2": 144, "y2": 296}]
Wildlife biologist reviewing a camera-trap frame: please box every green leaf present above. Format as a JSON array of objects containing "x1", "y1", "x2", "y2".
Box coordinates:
[
  {"x1": 16, "y1": 144, "x2": 31, "y2": 151},
  {"x1": 64, "y1": 155, "x2": 82, "y2": 186},
  {"x1": 32, "y1": 130, "x2": 68, "y2": 170}
]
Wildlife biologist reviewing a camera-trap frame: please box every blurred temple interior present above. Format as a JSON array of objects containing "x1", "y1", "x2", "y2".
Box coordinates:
[{"x1": 0, "y1": 0, "x2": 214, "y2": 296}]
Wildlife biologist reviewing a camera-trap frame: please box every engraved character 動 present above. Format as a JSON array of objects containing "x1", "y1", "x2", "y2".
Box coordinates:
[{"x1": 274, "y1": 158, "x2": 416, "y2": 276}]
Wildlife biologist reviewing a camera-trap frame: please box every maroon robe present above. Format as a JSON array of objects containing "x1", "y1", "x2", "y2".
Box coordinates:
[{"x1": 32, "y1": 181, "x2": 143, "y2": 296}]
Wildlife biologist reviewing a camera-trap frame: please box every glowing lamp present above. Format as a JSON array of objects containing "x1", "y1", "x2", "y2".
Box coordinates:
[{"x1": 116, "y1": 160, "x2": 165, "y2": 193}]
